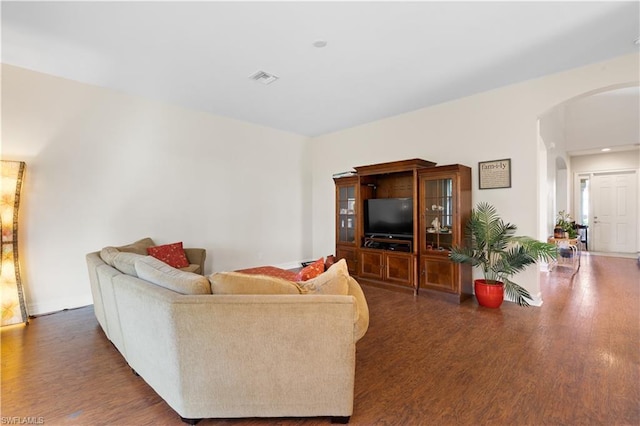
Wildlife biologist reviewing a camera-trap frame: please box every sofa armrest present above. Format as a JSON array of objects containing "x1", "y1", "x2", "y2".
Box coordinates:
[
  {"x1": 184, "y1": 248, "x2": 206, "y2": 275},
  {"x1": 347, "y1": 277, "x2": 369, "y2": 342}
]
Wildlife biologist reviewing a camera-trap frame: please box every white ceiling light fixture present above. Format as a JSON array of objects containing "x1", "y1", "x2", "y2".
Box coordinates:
[
  {"x1": 635, "y1": 37, "x2": 640, "y2": 45},
  {"x1": 601, "y1": 148, "x2": 611, "y2": 152},
  {"x1": 248, "y1": 70, "x2": 279, "y2": 85},
  {"x1": 313, "y1": 39, "x2": 327, "y2": 48}
]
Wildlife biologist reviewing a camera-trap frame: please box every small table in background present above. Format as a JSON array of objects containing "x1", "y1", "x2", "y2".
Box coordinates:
[
  {"x1": 547, "y1": 237, "x2": 581, "y2": 272},
  {"x1": 574, "y1": 224, "x2": 588, "y2": 251}
]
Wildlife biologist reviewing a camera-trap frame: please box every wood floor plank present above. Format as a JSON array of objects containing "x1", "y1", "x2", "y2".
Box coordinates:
[{"x1": 2, "y1": 253, "x2": 638, "y2": 425}]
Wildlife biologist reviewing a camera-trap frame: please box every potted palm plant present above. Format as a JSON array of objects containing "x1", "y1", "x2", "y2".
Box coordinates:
[{"x1": 449, "y1": 202, "x2": 557, "y2": 307}]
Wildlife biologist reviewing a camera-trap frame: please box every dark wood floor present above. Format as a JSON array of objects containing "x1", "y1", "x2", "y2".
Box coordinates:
[{"x1": 2, "y1": 254, "x2": 639, "y2": 425}]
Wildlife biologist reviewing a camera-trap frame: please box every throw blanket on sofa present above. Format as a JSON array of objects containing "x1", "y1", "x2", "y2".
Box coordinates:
[
  {"x1": 234, "y1": 266, "x2": 298, "y2": 281},
  {"x1": 235, "y1": 256, "x2": 335, "y2": 283}
]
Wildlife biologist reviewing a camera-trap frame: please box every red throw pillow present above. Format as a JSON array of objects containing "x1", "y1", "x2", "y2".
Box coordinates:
[
  {"x1": 295, "y1": 257, "x2": 325, "y2": 282},
  {"x1": 147, "y1": 242, "x2": 190, "y2": 268}
]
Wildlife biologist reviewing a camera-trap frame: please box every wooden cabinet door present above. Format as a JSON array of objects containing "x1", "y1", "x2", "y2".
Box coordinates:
[
  {"x1": 384, "y1": 253, "x2": 413, "y2": 287},
  {"x1": 336, "y1": 245, "x2": 358, "y2": 276},
  {"x1": 421, "y1": 255, "x2": 458, "y2": 293},
  {"x1": 335, "y1": 177, "x2": 358, "y2": 246},
  {"x1": 359, "y1": 250, "x2": 384, "y2": 280}
]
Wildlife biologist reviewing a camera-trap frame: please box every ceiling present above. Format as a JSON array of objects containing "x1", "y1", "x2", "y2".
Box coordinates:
[
  {"x1": 563, "y1": 86, "x2": 640, "y2": 156},
  {"x1": 2, "y1": 1, "x2": 639, "y2": 137}
]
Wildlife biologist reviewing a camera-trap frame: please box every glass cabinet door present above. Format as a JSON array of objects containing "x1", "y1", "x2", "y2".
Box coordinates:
[
  {"x1": 423, "y1": 177, "x2": 454, "y2": 251},
  {"x1": 337, "y1": 183, "x2": 357, "y2": 244}
]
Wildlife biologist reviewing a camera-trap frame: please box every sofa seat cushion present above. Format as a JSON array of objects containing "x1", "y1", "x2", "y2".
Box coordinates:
[
  {"x1": 209, "y1": 272, "x2": 302, "y2": 295},
  {"x1": 297, "y1": 259, "x2": 349, "y2": 295},
  {"x1": 135, "y1": 256, "x2": 211, "y2": 295}
]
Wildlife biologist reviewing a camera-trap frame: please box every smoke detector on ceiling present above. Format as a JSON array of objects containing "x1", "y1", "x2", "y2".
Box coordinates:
[{"x1": 248, "y1": 70, "x2": 279, "y2": 85}]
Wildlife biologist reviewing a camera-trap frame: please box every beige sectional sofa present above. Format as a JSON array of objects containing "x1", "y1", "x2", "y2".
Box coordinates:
[{"x1": 86, "y1": 238, "x2": 369, "y2": 424}]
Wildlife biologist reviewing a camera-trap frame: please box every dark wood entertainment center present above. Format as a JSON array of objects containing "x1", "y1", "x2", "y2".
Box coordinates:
[{"x1": 334, "y1": 158, "x2": 473, "y2": 302}]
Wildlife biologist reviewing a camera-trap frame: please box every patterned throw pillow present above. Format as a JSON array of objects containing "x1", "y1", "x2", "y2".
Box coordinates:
[
  {"x1": 295, "y1": 257, "x2": 325, "y2": 282},
  {"x1": 147, "y1": 242, "x2": 190, "y2": 268}
]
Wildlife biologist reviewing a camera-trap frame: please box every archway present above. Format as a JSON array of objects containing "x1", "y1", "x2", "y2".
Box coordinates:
[{"x1": 538, "y1": 83, "x2": 639, "y2": 255}]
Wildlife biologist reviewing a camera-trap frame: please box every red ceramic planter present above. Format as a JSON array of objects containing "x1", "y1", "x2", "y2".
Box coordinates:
[{"x1": 474, "y1": 279, "x2": 504, "y2": 308}]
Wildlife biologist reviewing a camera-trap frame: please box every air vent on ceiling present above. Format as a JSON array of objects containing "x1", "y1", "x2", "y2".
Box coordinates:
[{"x1": 248, "y1": 70, "x2": 279, "y2": 85}]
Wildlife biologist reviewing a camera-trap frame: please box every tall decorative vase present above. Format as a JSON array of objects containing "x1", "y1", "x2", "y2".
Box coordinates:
[{"x1": 474, "y1": 279, "x2": 504, "y2": 308}]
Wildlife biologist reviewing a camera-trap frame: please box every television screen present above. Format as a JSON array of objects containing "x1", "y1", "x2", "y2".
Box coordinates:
[{"x1": 364, "y1": 198, "x2": 413, "y2": 238}]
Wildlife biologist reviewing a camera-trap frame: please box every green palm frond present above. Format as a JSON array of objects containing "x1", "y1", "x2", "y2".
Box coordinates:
[
  {"x1": 503, "y1": 278, "x2": 533, "y2": 307},
  {"x1": 450, "y1": 202, "x2": 557, "y2": 307}
]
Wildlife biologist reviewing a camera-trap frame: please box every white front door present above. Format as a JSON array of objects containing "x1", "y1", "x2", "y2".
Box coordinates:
[{"x1": 591, "y1": 171, "x2": 638, "y2": 253}]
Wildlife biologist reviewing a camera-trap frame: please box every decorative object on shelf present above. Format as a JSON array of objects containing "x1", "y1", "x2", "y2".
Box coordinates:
[
  {"x1": 449, "y1": 202, "x2": 556, "y2": 307},
  {"x1": 431, "y1": 216, "x2": 440, "y2": 232},
  {"x1": 478, "y1": 158, "x2": 511, "y2": 189},
  {"x1": 555, "y1": 210, "x2": 578, "y2": 239},
  {"x1": 1, "y1": 160, "x2": 28, "y2": 326}
]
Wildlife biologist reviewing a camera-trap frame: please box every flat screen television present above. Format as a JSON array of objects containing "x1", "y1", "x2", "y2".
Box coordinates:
[{"x1": 364, "y1": 198, "x2": 413, "y2": 239}]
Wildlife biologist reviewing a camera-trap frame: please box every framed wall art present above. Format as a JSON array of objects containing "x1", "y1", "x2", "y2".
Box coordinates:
[{"x1": 479, "y1": 158, "x2": 511, "y2": 189}]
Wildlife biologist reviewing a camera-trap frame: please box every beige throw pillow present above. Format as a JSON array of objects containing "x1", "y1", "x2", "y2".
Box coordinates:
[
  {"x1": 297, "y1": 259, "x2": 349, "y2": 295},
  {"x1": 209, "y1": 272, "x2": 302, "y2": 295},
  {"x1": 135, "y1": 256, "x2": 211, "y2": 295}
]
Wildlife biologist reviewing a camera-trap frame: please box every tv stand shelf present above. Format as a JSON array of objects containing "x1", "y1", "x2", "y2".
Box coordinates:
[{"x1": 363, "y1": 237, "x2": 412, "y2": 252}]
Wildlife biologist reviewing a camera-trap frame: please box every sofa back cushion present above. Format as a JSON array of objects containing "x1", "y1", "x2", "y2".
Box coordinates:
[
  {"x1": 135, "y1": 256, "x2": 211, "y2": 295},
  {"x1": 209, "y1": 272, "x2": 302, "y2": 295},
  {"x1": 100, "y1": 237, "x2": 156, "y2": 266},
  {"x1": 112, "y1": 252, "x2": 146, "y2": 276}
]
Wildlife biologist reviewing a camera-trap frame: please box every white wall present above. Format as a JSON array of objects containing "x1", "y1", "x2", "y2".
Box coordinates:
[
  {"x1": 539, "y1": 106, "x2": 570, "y2": 230},
  {"x1": 1, "y1": 65, "x2": 312, "y2": 315},
  {"x1": 571, "y1": 150, "x2": 640, "y2": 173},
  {"x1": 310, "y1": 53, "x2": 639, "y2": 304}
]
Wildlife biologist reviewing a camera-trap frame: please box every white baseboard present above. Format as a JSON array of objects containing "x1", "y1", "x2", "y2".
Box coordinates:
[{"x1": 28, "y1": 295, "x2": 93, "y2": 317}]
